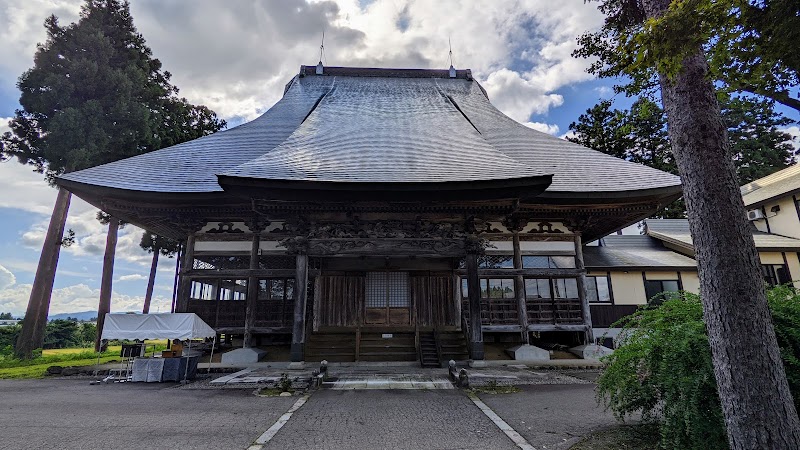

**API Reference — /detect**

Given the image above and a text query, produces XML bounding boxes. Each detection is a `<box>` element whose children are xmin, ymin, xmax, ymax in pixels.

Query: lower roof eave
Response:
<box><xmin>216</xmin><ymin>174</ymin><xmax>553</xmax><ymax>202</ymax></box>
<box><xmin>534</xmin><ymin>184</ymin><xmax>683</xmax><ymax>204</ymax></box>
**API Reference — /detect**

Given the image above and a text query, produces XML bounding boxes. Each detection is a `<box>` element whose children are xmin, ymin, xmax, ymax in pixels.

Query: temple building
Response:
<box><xmin>56</xmin><ymin>65</ymin><xmax>687</xmax><ymax>364</ymax></box>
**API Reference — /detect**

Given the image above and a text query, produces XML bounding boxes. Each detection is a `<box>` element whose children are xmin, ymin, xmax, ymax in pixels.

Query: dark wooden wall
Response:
<box><xmin>590</xmin><ymin>304</ymin><xmax>639</xmax><ymax>327</ymax></box>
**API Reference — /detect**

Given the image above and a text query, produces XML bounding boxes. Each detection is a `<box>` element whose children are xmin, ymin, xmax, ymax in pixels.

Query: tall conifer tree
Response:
<box><xmin>1</xmin><ymin>0</ymin><xmax>225</xmax><ymax>358</ymax></box>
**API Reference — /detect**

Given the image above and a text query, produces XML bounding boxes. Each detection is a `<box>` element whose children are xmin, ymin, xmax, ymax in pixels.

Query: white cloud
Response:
<box><xmin>482</xmin><ymin>69</ymin><xmax>564</xmax><ymax>123</ymax></box>
<box><xmin>117</xmin><ymin>274</ymin><xmax>148</xmax><ymax>282</ymax></box>
<box><xmin>524</xmin><ymin>122</ymin><xmax>560</xmax><ymax>135</ymax></box>
<box><xmin>0</xmin><ymin>282</ymin><xmax>172</xmax><ymax>316</ymax></box>
<box><xmin>593</xmin><ymin>85</ymin><xmax>613</xmax><ymax>98</ymax></box>
<box><xmin>781</xmin><ymin>125</ymin><xmax>800</xmax><ymax>152</ymax></box>
<box><xmin>0</xmin><ymin>116</ymin><xmax>10</xmax><ymax>134</ymax></box>
<box><xmin>20</xmin><ymin>206</ymin><xmax>155</xmax><ymax>267</ymax></box>
<box><xmin>0</xmin><ymin>264</ymin><xmax>15</xmax><ymax>289</ymax></box>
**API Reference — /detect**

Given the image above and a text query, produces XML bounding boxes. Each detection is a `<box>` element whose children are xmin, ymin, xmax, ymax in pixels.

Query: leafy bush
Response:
<box><xmin>0</xmin><ymin>324</ymin><xmax>21</xmax><ymax>356</ymax></box>
<box><xmin>597</xmin><ymin>287</ymin><xmax>800</xmax><ymax>449</ymax></box>
<box><xmin>43</xmin><ymin>319</ymin><xmax>81</xmax><ymax>349</ymax></box>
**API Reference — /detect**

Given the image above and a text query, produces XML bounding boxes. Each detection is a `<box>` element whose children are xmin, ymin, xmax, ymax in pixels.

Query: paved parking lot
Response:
<box><xmin>0</xmin><ymin>378</ymin><xmax>619</xmax><ymax>450</ymax></box>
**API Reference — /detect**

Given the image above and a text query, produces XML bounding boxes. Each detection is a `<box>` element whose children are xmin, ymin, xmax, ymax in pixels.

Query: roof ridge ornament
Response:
<box><xmin>316</xmin><ymin>31</ymin><xmax>325</xmax><ymax>75</ymax></box>
<box><xmin>448</xmin><ymin>37</ymin><xmax>456</xmax><ymax>78</ymax></box>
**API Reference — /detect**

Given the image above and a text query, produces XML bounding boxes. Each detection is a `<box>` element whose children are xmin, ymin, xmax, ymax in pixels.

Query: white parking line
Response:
<box><xmin>247</xmin><ymin>394</ymin><xmax>310</xmax><ymax>450</ymax></box>
<box><xmin>468</xmin><ymin>393</ymin><xmax>535</xmax><ymax>450</ymax></box>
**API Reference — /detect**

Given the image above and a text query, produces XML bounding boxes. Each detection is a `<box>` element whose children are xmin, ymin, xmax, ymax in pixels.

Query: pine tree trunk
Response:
<box><xmin>94</xmin><ymin>218</ymin><xmax>119</xmax><ymax>352</ymax></box>
<box><xmin>641</xmin><ymin>0</ymin><xmax>800</xmax><ymax>447</ymax></box>
<box><xmin>14</xmin><ymin>188</ymin><xmax>72</xmax><ymax>359</ymax></box>
<box><xmin>142</xmin><ymin>248</ymin><xmax>159</xmax><ymax>314</ymax></box>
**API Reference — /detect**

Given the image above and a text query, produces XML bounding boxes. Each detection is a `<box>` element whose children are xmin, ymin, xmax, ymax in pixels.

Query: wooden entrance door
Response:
<box><xmin>314</xmin><ymin>275</ymin><xmax>364</xmax><ymax>329</ymax></box>
<box><xmin>412</xmin><ymin>273</ymin><xmax>458</xmax><ymax>328</ymax></box>
<box><xmin>364</xmin><ymin>272</ymin><xmax>411</xmax><ymax>325</ymax></box>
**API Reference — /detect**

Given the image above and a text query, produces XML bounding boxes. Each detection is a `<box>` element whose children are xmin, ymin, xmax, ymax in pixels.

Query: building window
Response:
<box><xmin>192</xmin><ymin>255</ymin><xmax>250</xmax><ymax>270</ymax></box>
<box><xmin>460</xmin><ymin>278</ymin><xmax>516</xmax><ymax>299</ymax></box>
<box><xmin>189</xmin><ymin>279</ymin><xmax>217</xmax><ymax>300</ymax></box>
<box><xmin>587</xmin><ymin>276</ymin><xmax>612</xmax><ymax>303</ymax></box>
<box><xmin>644</xmin><ymin>280</ymin><xmax>680</xmax><ymax>301</ymax></box>
<box><xmin>524</xmin><ymin>278</ymin><xmax>551</xmax><ymax>299</ymax></box>
<box><xmin>190</xmin><ymin>279</ymin><xmax>247</xmax><ymax>301</ymax></box>
<box><xmin>479</xmin><ymin>256</ymin><xmax>514</xmax><ymax>268</ymax></box>
<box><xmin>552</xmin><ymin>278</ymin><xmax>579</xmax><ymax>299</ymax></box>
<box><xmin>522</xmin><ymin>256</ymin><xmax>576</xmax><ymax>269</ymax></box>
<box><xmin>366</xmin><ymin>272</ymin><xmax>409</xmax><ymax>307</ymax></box>
<box><xmin>258</xmin><ymin>278</ymin><xmax>295</xmax><ymax>301</ymax></box>
<box><xmin>762</xmin><ymin>264</ymin><xmax>790</xmax><ymax>287</ymax></box>
<box><xmin>218</xmin><ymin>279</ymin><xmax>248</xmax><ymax>301</ymax></box>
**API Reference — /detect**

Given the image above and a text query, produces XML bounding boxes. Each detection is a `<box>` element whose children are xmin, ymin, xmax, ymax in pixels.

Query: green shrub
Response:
<box><xmin>597</xmin><ymin>287</ymin><xmax>800</xmax><ymax>449</ymax></box>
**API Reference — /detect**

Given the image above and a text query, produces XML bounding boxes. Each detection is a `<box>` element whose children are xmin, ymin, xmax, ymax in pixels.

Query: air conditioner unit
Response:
<box><xmin>747</xmin><ymin>209</ymin><xmax>765</xmax><ymax>221</ymax></box>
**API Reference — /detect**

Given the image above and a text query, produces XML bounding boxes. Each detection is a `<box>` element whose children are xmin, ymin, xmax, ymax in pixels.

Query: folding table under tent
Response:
<box><xmin>100</xmin><ymin>313</ymin><xmax>216</xmax><ymax>382</ymax></box>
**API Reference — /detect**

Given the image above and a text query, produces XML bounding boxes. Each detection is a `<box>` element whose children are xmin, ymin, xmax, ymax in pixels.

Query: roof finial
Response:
<box><xmin>316</xmin><ymin>31</ymin><xmax>325</xmax><ymax>75</ymax></box>
<box><xmin>448</xmin><ymin>37</ymin><xmax>456</xmax><ymax>78</ymax></box>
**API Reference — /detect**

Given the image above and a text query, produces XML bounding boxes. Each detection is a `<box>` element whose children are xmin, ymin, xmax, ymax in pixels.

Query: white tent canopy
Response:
<box><xmin>100</xmin><ymin>313</ymin><xmax>216</xmax><ymax>340</ymax></box>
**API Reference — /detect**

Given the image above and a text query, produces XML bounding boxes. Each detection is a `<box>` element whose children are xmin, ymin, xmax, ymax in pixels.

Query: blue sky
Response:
<box><xmin>0</xmin><ymin>0</ymin><xmax>796</xmax><ymax>317</ymax></box>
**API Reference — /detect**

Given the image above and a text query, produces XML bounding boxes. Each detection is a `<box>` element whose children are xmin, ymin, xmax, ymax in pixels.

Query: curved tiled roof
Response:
<box><xmin>58</xmin><ymin>66</ymin><xmax>681</xmax><ymax>195</ymax></box>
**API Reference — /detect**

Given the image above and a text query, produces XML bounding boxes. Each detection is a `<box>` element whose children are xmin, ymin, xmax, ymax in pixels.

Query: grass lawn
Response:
<box><xmin>0</xmin><ymin>340</ymin><xmax>172</xmax><ymax>379</ymax></box>
<box><xmin>0</xmin><ymin>355</ymin><xmax>120</xmax><ymax>379</ymax></box>
<box><xmin>42</xmin><ymin>345</ymin><xmax>122</xmax><ymax>356</ymax></box>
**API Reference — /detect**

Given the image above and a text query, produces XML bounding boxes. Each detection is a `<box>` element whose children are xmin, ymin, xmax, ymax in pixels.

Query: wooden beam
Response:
<box><xmin>214</xmin><ymin>327</ymin><xmax>292</xmax><ymax>334</ymax></box>
<box><xmin>176</xmin><ymin>232</ymin><xmax>196</xmax><ymax>312</ymax></box>
<box><xmin>465</xmin><ymin>252</ymin><xmax>484</xmax><ymax>360</ymax></box>
<box><xmin>291</xmin><ymin>253</ymin><xmax>309</xmax><ymax>362</ymax></box>
<box><xmin>527</xmin><ymin>324</ymin><xmax>589</xmax><ymax>332</ymax></box>
<box><xmin>183</xmin><ymin>269</ymin><xmax>320</xmax><ymax>278</ymax></box>
<box><xmin>574</xmin><ymin>233</ymin><xmax>594</xmax><ymax>344</ymax></box>
<box><xmin>454</xmin><ymin>268</ymin><xmax>583</xmax><ymax>277</ymax></box>
<box><xmin>243</xmin><ymin>233</ymin><xmax>260</xmax><ymax>348</ymax></box>
<box><xmin>512</xmin><ymin>232</ymin><xmax>529</xmax><ymax>344</ymax></box>
<box><xmin>482</xmin><ymin>325</ymin><xmax>524</xmax><ymax>332</ymax></box>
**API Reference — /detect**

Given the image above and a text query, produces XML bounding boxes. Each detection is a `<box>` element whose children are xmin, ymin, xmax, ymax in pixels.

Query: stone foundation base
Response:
<box><xmin>569</xmin><ymin>344</ymin><xmax>613</xmax><ymax>360</ymax></box>
<box><xmin>220</xmin><ymin>348</ymin><xmax>267</xmax><ymax>365</ymax></box>
<box><xmin>505</xmin><ymin>344</ymin><xmax>550</xmax><ymax>361</ymax></box>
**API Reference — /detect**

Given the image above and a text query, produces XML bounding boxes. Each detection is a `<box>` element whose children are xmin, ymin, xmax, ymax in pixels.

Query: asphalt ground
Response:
<box><xmin>0</xmin><ymin>378</ymin><xmax>620</xmax><ymax>450</ymax></box>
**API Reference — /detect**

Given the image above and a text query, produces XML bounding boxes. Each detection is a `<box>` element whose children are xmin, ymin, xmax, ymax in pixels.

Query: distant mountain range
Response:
<box><xmin>49</xmin><ymin>311</ymin><xmax>98</xmax><ymax>321</ymax></box>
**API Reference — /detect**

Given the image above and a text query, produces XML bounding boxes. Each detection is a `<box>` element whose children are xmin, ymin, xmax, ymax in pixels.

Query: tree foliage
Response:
<box><xmin>574</xmin><ymin>0</ymin><xmax>800</xmax><ymax>112</ymax></box>
<box><xmin>139</xmin><ymin>232</ymin><xmax>180</xmax><ymax>258</ymax></box>
<box><xmin>597</xmin><ymin>287</ymin><xmax>800</xmax><ymax>449</ymax></box>
<box><xmin>0</xmin><ymin>0</ymin><xmax>225</xmax><ymax>181</ymax></box>
<box><xmin>568</xmin><ymin>95</ymin><xmax>796</xmax><ymax>217</ymax></box>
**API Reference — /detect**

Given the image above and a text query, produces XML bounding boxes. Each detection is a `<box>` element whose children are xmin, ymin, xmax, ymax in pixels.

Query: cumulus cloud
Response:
<box><xmin>0</xmin><ymin>264</ymin><xmax>15</xmax><ymax>289</ymax></box>
<box><xmin>20</xmin><ymin>206</ymin><xmax>157</xmax><ymax>268</ymax></box>
<box><xmin>524</xmin><ymin>122</ymin><xmax>560</xmax><ymax>135</ymax></box>
<box><xmin>126</xmin><ymin>0</ymin><xmax>601</xmax><ymax>122</ymax></box>
<box><xmin>0</xmin><ymin>282</ymin><xmax>172</xmax><ymax>316</ymax></box>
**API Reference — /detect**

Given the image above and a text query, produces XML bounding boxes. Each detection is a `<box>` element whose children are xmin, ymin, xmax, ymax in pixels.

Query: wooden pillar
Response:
<box><xmin>465</xmin><ymin>251</ymin><xmax>484</xmax><ymax>360</ymax></box>
<box><xmin>243</xmin><ymin>231</ymin><xmax>261</xmax><ymax>348</ymax></box>
<box><xmin>142</xmin><ymin>248</ymin><xmax>159</xmax><ymax>314</ymax></box>
<box><xmin>512</xmin><ymin>232</ymin><xmax>529</xmax><ymax>343</ymax></box>
<box><xmin>291</xmin><ymin>253</ymin><xmax>309</xmax><ymax>362</ymax></box>
<box><xmin>15</xmin><ymin>188</ymin><xmax>72</xmax><ymax>359</ymax></box>
<box><xmin>95</xmin><ymin>218</ymin><xmax>120</xmax><ymax>352</ymax></box>
<box><xmin>176</xmin><ymin>232</ymin><xmax>196</xmax><ymax>313</ymax></box>
<box><xmin>574</xmin><ymin>232</ymin><xmax>594</xmax><ymax>344</ymax></box>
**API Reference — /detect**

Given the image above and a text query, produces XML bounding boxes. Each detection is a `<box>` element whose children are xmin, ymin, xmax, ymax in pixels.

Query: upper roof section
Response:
<box><xmin>584</xmin><ymin>234</ymin><xmax>697</xmax><ymax>269</ymax></box>
<box><xmin>58</xmin><ymin>65</ymin><xmax>681</xmax><ymax>199</ymax></box>
<box><xmin>741</xmin><ymin>164</ymin><xmax>800</xmax><ymax>207</ymax></box>
<box><xmin>645</xmin><ymin>219</ymin><xmax>800</xmax><ymax>252</ymax></box>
